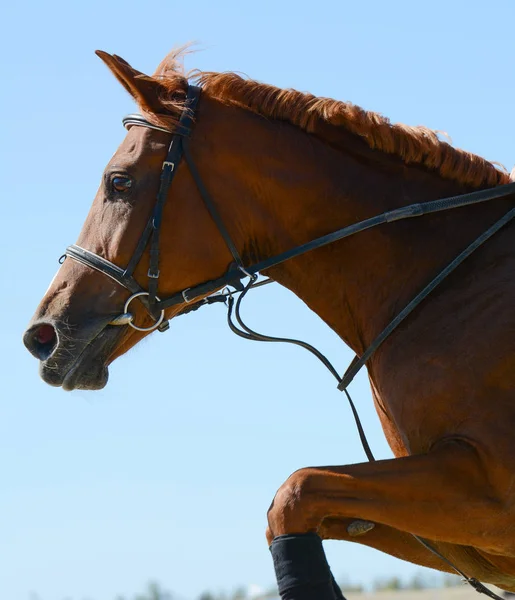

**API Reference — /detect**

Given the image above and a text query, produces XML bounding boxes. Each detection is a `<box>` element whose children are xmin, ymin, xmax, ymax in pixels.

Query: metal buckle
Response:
<box><xmin>162</xmin><ymin>161</ymin><xmax>175</xmax><ymax>171</ymax></box>
<box><xmin>148</xmin><ymin>269</ymin><xmax>160</xmax><ymax>279</ymax></box>
<box><xmin>182</xmin><ymin>288</ymin><xmax>194</xmax><ymax>303</ymax></box>
<box><xmin>157</xmin><ymin>320</ymin><xmax>170</xmax><ymax>332</ymax></box>
<box><xmin>238</xmin><ymin>265</ymin><xmax>256</xmax><ymax>281</ymax></box>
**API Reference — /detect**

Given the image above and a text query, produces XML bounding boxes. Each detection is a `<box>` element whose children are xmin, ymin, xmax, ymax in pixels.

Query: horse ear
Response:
<box><xmin>95</xmin><ymin>50</ymin><xmax>165</xmax><ymax>114</ymax></box>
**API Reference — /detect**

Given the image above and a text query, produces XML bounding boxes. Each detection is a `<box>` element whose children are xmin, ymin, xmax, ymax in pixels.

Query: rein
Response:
<box><xmin>62</xmin><ymin>85</ymin><xmax>515</xmax><ymax>599</ymax></box>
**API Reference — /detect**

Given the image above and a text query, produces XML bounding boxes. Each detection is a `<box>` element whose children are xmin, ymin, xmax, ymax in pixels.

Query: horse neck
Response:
<box><xmin>210</xmin><ymin>104</ymin><xmax>503</xmax><ymax>356</ymax></box>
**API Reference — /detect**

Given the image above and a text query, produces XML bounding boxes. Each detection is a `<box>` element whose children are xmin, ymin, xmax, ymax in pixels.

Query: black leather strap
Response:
<box><xmin>338</xmin><ymin>205</ymin><xmax>515</xmax><ymax>391</ymax></box>
<box><xmin>183</xmin><ymin>136</ymin><xmax>245</xmax><ymax>270</ymax></box>
<box><xmin>247</xmin><ymin>181</ymin><xmax>515</xmax><ymax>275</ymax></box>
<box><xmin>146</xmin><ymin>86</ymin><xmax>201</xmax><ymax>313</ymax></box>
<box><xmin>123</xmin><ymin>217</ymin><xmax>154</xmax><ymax>277</ymax></box>
<box><xmin>65</xmin><ymin>245</ymin><xmax>145</xmax><ymax>298</ymax></box>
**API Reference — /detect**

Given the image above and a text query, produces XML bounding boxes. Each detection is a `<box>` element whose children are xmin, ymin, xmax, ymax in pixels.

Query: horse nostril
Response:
<box><xmin>23</xmin><ymin>323</ymin><xmax>58</xmax><ymax>360</ymax></box>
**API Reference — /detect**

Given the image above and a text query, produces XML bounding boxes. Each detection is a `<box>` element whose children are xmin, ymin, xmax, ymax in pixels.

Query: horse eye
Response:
<box><xmin>112</xmin><ymin>176</ymin><xmax>132</xmax><ymax>193</ymax></box>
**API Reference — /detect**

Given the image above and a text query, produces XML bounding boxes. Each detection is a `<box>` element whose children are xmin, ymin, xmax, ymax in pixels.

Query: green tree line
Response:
<box><xmin>29</xmin><ymin>571</ymin><xmax>464</xmax><ymax>599</ymax></box>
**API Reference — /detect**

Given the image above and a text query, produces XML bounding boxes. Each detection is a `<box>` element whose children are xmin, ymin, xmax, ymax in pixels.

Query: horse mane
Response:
<box><xmin>146</xmin><ymin>49</ymin><xmax>509</xmax><ymax>189</ymax></box>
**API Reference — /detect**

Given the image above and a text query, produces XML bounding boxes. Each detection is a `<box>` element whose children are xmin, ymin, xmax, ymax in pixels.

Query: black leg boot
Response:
<box><xmin>270</xmin><ymin>533</ymin><xmax>347</xmax><ymax>600</ymax></box>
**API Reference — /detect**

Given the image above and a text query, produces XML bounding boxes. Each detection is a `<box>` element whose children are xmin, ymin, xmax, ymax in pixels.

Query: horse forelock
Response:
<box><xmin>143</xmin><ymin>48</ymin><xmax>509</xmax><ymax>189</ymax></box>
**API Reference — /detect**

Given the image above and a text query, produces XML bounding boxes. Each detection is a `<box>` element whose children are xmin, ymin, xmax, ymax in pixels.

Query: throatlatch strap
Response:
<box><xmin>183</xmin><ymin>136</ymin><xmax>245</xmax><ymax>270</ymax></box>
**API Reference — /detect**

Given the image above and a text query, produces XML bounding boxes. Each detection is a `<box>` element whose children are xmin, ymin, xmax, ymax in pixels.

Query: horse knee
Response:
<box><xmin>267</xmin><ymin>469</ymin><xmax>316</xmax><ymax>541</ymax></box>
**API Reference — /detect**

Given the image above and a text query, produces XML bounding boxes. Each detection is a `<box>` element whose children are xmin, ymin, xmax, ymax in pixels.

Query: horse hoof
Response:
<box><xmin>347</xmin><ymin>520</ymin><xmax>375</xmax><ymax>537</ymax></box>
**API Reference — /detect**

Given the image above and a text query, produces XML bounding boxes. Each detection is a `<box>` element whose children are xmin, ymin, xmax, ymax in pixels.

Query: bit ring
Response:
<box><xmin>124</xmin><ymin>292</ymin><xmax>165</xmax><ymax>332</ymax></box>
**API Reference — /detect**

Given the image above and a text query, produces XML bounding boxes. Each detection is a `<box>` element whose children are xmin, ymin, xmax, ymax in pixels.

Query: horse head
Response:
<box><xmin>23</xmin><ymin>51</ymin><xmax>263</xmax><ymax>390</ymax></box>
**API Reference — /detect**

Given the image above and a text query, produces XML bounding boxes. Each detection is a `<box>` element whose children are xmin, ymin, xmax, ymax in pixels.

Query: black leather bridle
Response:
<box><xmin>64</xmin><ymin>84</ymin><xmax>515</xmax><ymax>338</ymax></box>
<box><xmin>62</xmin><ymin>80</ymin><xmax>515</xmax><ymax>395</ymax></box>
<box><xmin>65</xmin><ymin>85</ymin><xmax>249</xmax><ymax>332</ymax></box>
<box><xmin>62</xmin><ymin>84</ymin><xmax>515</xmax><ymax>599</ymax></box>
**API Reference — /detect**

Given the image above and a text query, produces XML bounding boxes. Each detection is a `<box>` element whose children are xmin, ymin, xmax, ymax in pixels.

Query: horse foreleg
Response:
<box><xmin>319</xmin><ymin>517</ymin><xmax>457</xmax><ymax>572</ymax></box>
<box><xmin>318</xmin><ymin>518</ymin><xmax>515</xmax><ymax>586</ymax></box>
<box><xmin>267</xmin><ymin>439</ymin><xmax>513</xmax><ymax>559</ymax></box>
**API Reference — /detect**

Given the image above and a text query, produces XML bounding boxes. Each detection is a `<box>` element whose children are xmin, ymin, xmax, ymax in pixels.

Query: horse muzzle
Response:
<box><xmin>23</xmin><ymin>317</ymin><xmax>125</xmax><ymax>391</ymax></box>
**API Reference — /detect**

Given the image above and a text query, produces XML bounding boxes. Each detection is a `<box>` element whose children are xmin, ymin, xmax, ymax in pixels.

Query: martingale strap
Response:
<box><xmin>337</xmin><ymin>204</ymin><xmax>515</xmax><ymax>391</ymax></box>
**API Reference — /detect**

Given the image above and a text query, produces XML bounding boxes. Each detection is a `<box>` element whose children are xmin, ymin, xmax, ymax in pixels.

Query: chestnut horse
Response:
<box><xmin>23</xmin><ymin>50</ymin><xmax>515</xmax><ymax>591</ymax></box>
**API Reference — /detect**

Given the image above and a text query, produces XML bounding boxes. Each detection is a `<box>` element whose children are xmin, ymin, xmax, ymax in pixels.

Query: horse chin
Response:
<box><xmin>38</xmin><ymin>325</ymin><xmax>124</xmax><ymax>391</ymax></box>
<box><xmin>62</xmin><ymin>361</ymin><xmax>109</xmax><ymax>391</ymax></box>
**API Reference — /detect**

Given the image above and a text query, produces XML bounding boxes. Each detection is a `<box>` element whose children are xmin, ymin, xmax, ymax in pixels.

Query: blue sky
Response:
<box><xmin>3</xmin><ymin>1</ymin><xmax>515</xmax><ymax>599</ymax></box>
